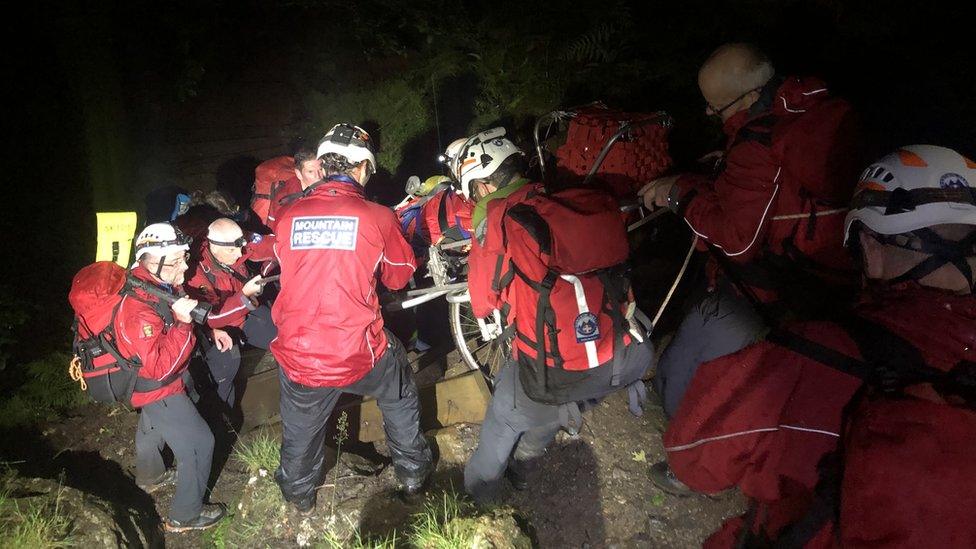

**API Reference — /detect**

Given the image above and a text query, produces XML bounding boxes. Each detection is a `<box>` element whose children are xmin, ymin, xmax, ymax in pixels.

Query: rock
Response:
<box><xmin>611</xmin><ymin>466</ymin><xmax>627</xmax><ymax>480</ymax></box>
<box><xmin>440</xmin><ymin>507</ymin><xmax>532</xmax><ymax>549</ymax></box>
<box><xmin>11</xmin><ymin>477</ymin><xmax>157</xmax><ymax>547</ymax></box>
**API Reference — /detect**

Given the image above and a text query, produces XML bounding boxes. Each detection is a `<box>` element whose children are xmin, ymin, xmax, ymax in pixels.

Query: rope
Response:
<box><xmin>431</xmin><ymin>74</ymin><xmax>441</xmax><ymax>152</ymax></box>
<box><xmin>651</xmin><ymin>235</ymin><xmax>699</xmax><ymax>331</ymax></box>
<box><xmin>69</xmin><ymin>356</ymin><xmax>87</xmax><ymax>391</ymax></box>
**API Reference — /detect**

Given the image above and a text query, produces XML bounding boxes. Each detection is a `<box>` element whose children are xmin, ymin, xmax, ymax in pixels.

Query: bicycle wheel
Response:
<box><xmin>449</xmin><ymin>301</ymin><xmax>508</xmax><ymax>384</ymax></box>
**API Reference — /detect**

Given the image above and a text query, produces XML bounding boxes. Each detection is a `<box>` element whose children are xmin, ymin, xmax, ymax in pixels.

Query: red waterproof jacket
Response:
<box><xmin>422</xmin><ymin>189</ymin><xmax>473</xmax><ymax>244</ymax></box>
<box><xmin>664</xmin><ymin>284</ymin><xmax>976</xmax><ymax>547</ymax></box>
<box><xmin>185</xmin><ymin>234</ymin><xmax>276</xmax><ymax>329</ymax></box>
<box><xmin>270</xmin><ymin>176</ymin><xmax>417</xmax><ymax>387</ymax></box>
<box><xmin>112</xmin><ymin>266</ymin><xmax>196</xmax><ymax>408</ymax></box>
<box><xmin>394</xmin><ymin>187</ymin><xmax>473</xmax><ymax>257</ymax></box>
<box><xmin>674</xmin><ymin>76</ymin><xmax>862</xmax><ymax>304</ymax></box>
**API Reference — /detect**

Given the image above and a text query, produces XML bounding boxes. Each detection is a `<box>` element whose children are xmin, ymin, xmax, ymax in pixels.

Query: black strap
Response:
<box><xmin>883</xmin><ymin>228</ymin><xmax>976</xmax><ymax>292</ymax></box>
<box><xmin>437</xmin><ymin>191</ymin><xmax>452</xmax><ymax>236</ymax></box>
<box><xmin>767</xmin><ymin>315</ymin><xmax>976</xmax><ymax>405</ymax></box>
<box><xmin>596</xmin><ymin>268</ymin><xmax>631</xmax><ymax>386</ymax></box>
<box><xmin>506</xmin><ymin>204</ymin><xmax>551</xmax><ymax>255</ymax></box>
<box><xmin>491</xmin><ymin>255</ymin><xmax>514</xmax><ymax>292</ymax></box>
<box><xmin>851</xmin><ymin>186</ymin><xmax>976</xmax><ymax>212</ymax></box>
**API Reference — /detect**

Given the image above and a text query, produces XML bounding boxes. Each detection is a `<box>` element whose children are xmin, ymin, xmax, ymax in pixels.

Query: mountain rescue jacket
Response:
<box><xmin>672</xmin><ymin>76</ymin><xmax>862</xmax><ymax>306</ymax></box>
<box><xmin>185</xmin><ymin>234</ymin><xmax>276</xmax><ymax>329</ymax></box>
<box><xmin>112</xmin><ymin>266</ymin><xmax>196</xmax><ymax>408</ymax></box>
<box><xmin>663</xmin><ymin>284</ymin><xmax>976</xmax><ymax>547</ymax></box>
<box><xmin>270</xmin><ymin>176</ymin><xmax>417</xmax><ymax>387</ymax></box>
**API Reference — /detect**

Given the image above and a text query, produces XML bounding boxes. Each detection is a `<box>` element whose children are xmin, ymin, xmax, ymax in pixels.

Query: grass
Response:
<box><xmin>407</xmin><ymin>489</ymin><xmax>479</xmax><ymax>549</ymax></box>
<box><xmin>0</xmin><ymin>353</ymin><xmax>91</xmax><ymax>430</ymax></box>
<box><xmin>233</xmin><ymin>431</ymin><xmax>281</xmax><ymax>474</ymax></box>
<box><xmin>0</xmin><ymin>474</ymin><xmax>74</xmax><ymax>548</ymax></box>
<box><xmin>319</xmin><ymin>529</ymin><xmax>398</xmax><ymax>548</ymax></box>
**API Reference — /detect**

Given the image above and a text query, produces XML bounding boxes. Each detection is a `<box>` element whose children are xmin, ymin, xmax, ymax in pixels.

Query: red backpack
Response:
<box><xmin>68</xmin><ymin>262</ymin><xmax>179</xmax><ymax>404</ymax></box>
<box><xmin>498</xmin><ymin>185</ymin><xmax>634</xmax><ymax>404</ymax></box>
<box><xmin>251</xmin><ymin>156</ymin><xmax>303</xmax><ymax>227</ymax></box>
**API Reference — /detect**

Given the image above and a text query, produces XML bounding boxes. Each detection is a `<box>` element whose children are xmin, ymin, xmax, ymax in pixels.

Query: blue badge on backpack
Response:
<box><xmin>574</xmin><ymin>312</ymin><xmax>600</xmax><ymax>343</ymax></box>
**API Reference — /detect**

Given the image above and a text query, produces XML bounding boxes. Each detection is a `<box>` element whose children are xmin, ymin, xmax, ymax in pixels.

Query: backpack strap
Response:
<box><xmin>511</xmin><ymin>262</ymin><xmax>563</xmax><ymax>375</ymax></box>
<box><xmin>596</xmin><ymin>267</ymin><xmax>631</xmax><ymax>387</ymax></box>
<box><xmin>437</xmin><ymin>191</ymin><xmax>452</xmax><ymax>236</ymax></box>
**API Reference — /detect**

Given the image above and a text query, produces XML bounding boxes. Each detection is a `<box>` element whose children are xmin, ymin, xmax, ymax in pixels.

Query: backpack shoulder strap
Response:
<box><xmin>437</xmin><ymin>191</ymin><xmax>451</xmax><ymax>235</ymax></box>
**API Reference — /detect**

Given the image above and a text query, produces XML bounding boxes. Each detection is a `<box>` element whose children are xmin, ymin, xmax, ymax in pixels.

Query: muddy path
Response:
<box><xmin>5</xmin><ymin>336</ymin><xmax>743</xmax><ymax>547</ymax></box>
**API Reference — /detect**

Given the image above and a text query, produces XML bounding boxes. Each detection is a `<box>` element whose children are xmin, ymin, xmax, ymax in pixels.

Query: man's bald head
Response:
<box><xmin>207</xmin><ymin>218</ymin><xmax>245</xmax><ymax>265</ymax></box>
<box><xmin>698</xmin><ymin>43</ymin><xmax>775</xmax><ymax>121</ymax></box>
<box><xmin>207</xmin><ymin>218</ymin><xmax>243</xmax><ymax>242</ymax></box>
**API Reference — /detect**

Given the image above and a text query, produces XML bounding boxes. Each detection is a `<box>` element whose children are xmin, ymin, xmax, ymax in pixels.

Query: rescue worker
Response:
<box><xmin>270</xmin><ymin>123</ymin><xmax>433</xmax><ymax>514</ymax></box>
<box><xmin>118</xmin><ymin>223</ymin><xmax>225</xmax><ymax>532</ymax></box>
<box><xmin>265</xmin><ymin>147</ymin><xmax>321</xmax><ymax>230</ymax></box>
<box><xmin>638</xmin><ymin>44</ymin><xmax>862</xmax><ymax>481</ymax></box>
<box><xmin>458</xmin><ymin>128</ymin><xmax>654</xmax><ymax>503</ymax></box>
<box><xmin>185</xmin><ymin>218</ymin><xmax>276</xmax><ymax>420</ymax></box>
<box><xmin>662</xmin><ymin>145</ymin><xmax>976</xmax><ymax>546</ymax></box>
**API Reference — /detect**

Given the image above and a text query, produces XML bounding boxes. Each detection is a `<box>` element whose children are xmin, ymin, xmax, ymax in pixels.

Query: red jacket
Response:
<box><xmin>664</xmin><ymin>284</ymin><xmax>976</xmax><ymax>547</ymax></box>
<box><xmin>184</xmin><ymin>234</ymin><xmax>276</xmax><ymax>329</ymax></box>
<box><xmin>674</xmin><ymin>76</ymin><xmax>862</xmax><ymax>304</ymax></box>
<box><xmin>394</xmin><ymin>187</ymin><xmax>474</xmax><ymax>259</ymax></box>
<box><xmin>421</xmin><ymin>189</ymin><xmax>473</xmax><ymax>244</ymax></box>
<box><xmin>270</xmin><ymin>176</ymin><xmax>417</xmax><ymax>387</ymax></box>
<box><xmin>266</xmin><ymin>177</ymin><xmax>304</xmax><ymax>231</ymax></box>
<box><xmin>112</xmin><ymin>266</ymin><xmax>196</xmax><ymax>408</ymax></box>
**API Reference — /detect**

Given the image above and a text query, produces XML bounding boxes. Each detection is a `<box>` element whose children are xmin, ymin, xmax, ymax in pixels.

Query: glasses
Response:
<box><xmin>706</xmin><ymin>86</ymin><xmax>762</xmax><ymax>118</ymax></box>
<box><xmin>156</xmin><ymin>253</ymin><xmax>189</xmax><ymax>270</ymax></box>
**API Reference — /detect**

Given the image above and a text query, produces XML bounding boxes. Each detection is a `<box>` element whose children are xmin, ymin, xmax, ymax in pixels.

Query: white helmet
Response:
<box><xmin>449</xmin><ymin>128</ymin><xmax>523</xmax><ymax>198</ymax></box>
<box><xmin>439</xmin><ymin>138</ymin><xmax>468</xmax><ymax>167</ymax></box>
<box><xmin>845</xmin><ymin>145</ymin><xmax>976</xmax><ymax>289</ymax></box>
<box><xmin>316</xmin><ymin>123</ymin><xmax>376</xmax><ymax>173</ymax></box>
<box><xmin>844</xmin><ymin>145</ymin><xmax>976</xmax><ymax>245</ymax></box>
<box><xmin>135</xmin><ymin>223</ymin><xmax>190</xmax><ymax>260</ymax></box>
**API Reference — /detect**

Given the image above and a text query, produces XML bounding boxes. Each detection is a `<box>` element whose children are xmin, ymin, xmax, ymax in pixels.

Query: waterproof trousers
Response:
<box><xmin>654</xmin><ymin>283</ymin><xmax>766</xmax><ymax>417</ymax></box>
<box><xmin>465</xmin><ymin>340</ymin><xmax>653</xmax><ymax>504</ymax></box>
<box><xmin>204</xmin><ymin>304</ymin><xmax>278</xmax><ymax>408</ymax></box>
<box><xmin>136</xmin><ymin>392</ymin><xmax>215</xmax><ymax>522</ymax></box>
<box><xmin>275</xmin><ymin>332</ymin><xmax>432</xmax><ymax>506</ymax></box>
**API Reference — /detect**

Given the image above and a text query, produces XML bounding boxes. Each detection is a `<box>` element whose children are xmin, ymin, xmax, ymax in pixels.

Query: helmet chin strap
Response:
<box><xmin>881</xmin><ymin>228</ymin><xmax>976</xmax><ymax>292</ymax></box>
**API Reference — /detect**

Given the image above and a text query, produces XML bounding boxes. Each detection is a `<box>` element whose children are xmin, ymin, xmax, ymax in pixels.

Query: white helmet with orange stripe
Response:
<box><xmin>448</xmin><ymin>127</ymin><xmax>524</xmax><ymax>199</ymax></box>
<box><xmin>845</xmin><ymin>145</ymin><xmax>976</xmax><ymax>289</ymax></box>
<box><xmin>844</xmin><ymin>145</ymin><xmax>976</xmax><ymax>244</ymax></box>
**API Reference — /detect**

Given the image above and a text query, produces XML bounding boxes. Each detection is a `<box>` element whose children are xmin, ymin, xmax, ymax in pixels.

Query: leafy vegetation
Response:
<box><xmin>0</xmin><ymin>353</ymin><xmax>90</xmax><ymax>430</ymax></box>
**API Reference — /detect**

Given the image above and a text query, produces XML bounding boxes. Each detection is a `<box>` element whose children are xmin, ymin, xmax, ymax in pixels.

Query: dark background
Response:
<box><xmin>3</xmin><ymin>0</ymin><xmax>974</xmax><ymax>377</ymax></box>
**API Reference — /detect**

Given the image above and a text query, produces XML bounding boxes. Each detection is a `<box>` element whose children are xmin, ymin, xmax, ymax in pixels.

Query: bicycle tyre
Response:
<box><xmin>449</xmin><ymin>301</ymin><xmax>508</xmax><ymax>384</ymax></box>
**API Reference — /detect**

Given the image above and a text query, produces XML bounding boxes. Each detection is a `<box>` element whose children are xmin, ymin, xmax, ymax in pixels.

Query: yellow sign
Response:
<box><xmin>95</xmin><ymin>212</ymin><xmax>138</xmax><ymax>267</ymax></box>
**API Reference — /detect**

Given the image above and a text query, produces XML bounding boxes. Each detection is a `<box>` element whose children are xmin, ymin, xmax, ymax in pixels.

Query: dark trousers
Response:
<box><xmin>275</xmin><ymin>332</ymin><xmax>432</xmax><ymax>505</ymax></box>
<box><xmin>136</xmin><ymin>392</ymin><xmax>215</xmax><ymax>522</ymax></box>
<box><xmin>204</xmin><ymin>304</ymin><xmax>278</xmax><ymax>409</ymax></box>
<box><xmin>464</xmin><ymin>340</ymin><xmax>653</xmax><ymax>503</ymax></box>
<box><xmin>653</xmin><ymin>283</ymin><xmax>766</xmax><ymax>418</ymax></box>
